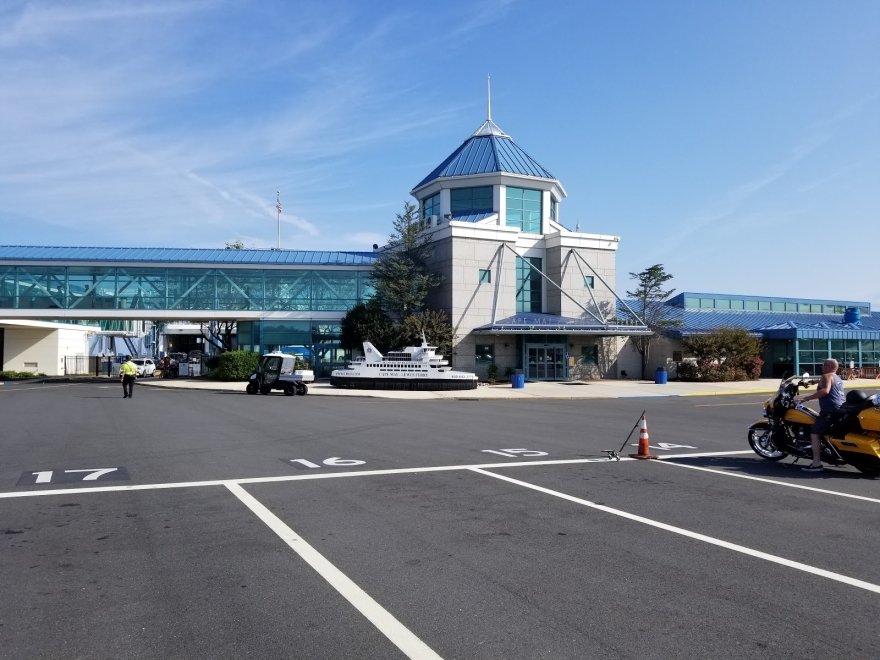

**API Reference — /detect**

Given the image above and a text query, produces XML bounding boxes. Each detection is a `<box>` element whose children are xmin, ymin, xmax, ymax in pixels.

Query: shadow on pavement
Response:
<box><xmin>664</xmin><ymin>454</ymin><xmax>874</xmax><ymax>480</ymax></box>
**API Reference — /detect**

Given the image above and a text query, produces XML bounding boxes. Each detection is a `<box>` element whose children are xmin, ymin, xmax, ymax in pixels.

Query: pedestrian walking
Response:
<box><xmin>120</xmin><ymin>356</ymin><xmax>138</xmax><ymax>399</ymax></box>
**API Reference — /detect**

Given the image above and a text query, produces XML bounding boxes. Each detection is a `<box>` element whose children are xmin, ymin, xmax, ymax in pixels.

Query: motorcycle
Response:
<box><xmin>747</xmin><ymin>374</ymin><xmax>880</xmax><ymax>477</ymax></box>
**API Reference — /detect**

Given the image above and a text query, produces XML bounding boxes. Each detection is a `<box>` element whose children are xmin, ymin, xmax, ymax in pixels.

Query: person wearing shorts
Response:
<box><xmin>797</xmin><ymin>358</ymin><xmax>845</xmax><ymax>472</ymax></box>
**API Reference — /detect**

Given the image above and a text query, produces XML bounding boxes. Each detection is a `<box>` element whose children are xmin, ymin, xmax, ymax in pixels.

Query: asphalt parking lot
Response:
<box><xmin>2</xmin><ymin>381</ymin><xmax>878</xmax><ymax>659</ymax></box>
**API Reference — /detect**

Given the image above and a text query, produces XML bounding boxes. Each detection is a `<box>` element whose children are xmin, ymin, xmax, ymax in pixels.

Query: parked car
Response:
<box><xmin>131</xmin><ymin>358</ymin><xmax>156</xmax><ymax>377</ymax></box>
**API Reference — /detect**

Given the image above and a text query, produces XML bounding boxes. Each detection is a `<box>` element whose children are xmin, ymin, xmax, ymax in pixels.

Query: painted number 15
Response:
<box><xmin>481</xmin><ymin>448</ymin><xmax>548</xmax><ymax>458</ymax></box>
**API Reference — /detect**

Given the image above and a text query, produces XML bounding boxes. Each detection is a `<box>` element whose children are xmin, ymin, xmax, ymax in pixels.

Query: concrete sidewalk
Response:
<box><xmin>137</xmin><ymin>376</ymin><xmax>880</xmax><ymax>400</ymax></box>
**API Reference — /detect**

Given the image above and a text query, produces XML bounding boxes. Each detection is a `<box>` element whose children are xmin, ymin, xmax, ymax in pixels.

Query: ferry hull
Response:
<box><xmin>330</xmin><ymin>376</ymin><xmax>478</xmax><ymax>391</ymax></box>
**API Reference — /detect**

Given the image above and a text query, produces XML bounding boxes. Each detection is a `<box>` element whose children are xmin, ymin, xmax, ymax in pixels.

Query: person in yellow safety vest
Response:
<box><xmin>120</xmin><ymin>357</ymin><xmax>138</xmax><ymax>399</ymax></box>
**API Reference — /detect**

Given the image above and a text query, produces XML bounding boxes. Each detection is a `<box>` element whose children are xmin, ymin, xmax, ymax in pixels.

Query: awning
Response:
<box><xmin>473</xmin><ymin>313</ymin><xmax>652</xmax><ymax>336</ymax></box>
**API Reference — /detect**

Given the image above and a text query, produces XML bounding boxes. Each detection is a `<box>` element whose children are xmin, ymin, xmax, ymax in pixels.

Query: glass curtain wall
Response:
<box><xmin>237</xmin><ymin>320</ymin><xmax>346</xmax><ymax>377</ymax></box>
<box><xmin>0</xmin><ymin>266</ymin><xmax>371</xmax><ymax>311</ymax></box>
<box><xmin>798</xmin><ymin>338</ymin><xmax>877</xmax><ymax>374</ymax></box>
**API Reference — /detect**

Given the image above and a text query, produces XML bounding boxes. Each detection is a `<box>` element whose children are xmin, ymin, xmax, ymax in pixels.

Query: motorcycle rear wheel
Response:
<box><xmin>748</xmin><ymin>422</ymin><xmax>787</xmax><ymax>460</ymax></box>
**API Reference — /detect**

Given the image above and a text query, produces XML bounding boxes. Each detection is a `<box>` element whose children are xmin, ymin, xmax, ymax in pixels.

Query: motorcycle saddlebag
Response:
<box><xmin>857</xmin><ymin>406</ymin><xmax>880</xmax><ymax>433</ymax></box>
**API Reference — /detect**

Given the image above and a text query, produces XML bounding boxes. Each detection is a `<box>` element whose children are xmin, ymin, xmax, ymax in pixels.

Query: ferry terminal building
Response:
<box><xmin>2</xmin><ymin>115</ymin><xmax>878</xmax><ymax>379</ymax></box>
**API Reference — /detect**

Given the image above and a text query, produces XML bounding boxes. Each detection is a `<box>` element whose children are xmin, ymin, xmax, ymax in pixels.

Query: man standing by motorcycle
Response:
<box><xmin>797</xmin><ymin>358</ymin><xmax>845</xmax><ymax>471</ymax></box>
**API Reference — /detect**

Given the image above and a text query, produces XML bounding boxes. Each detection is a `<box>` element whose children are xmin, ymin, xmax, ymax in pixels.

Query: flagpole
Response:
<box><xmin>275</xmin><ymin>191</ymin><xmax>282</xmax><ymax>249</ymax></box>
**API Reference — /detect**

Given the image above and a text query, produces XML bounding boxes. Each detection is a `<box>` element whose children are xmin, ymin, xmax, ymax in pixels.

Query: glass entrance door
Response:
<box><xmin>526</xmin><ymin>344</ymin><xmax>566</xmax><ymax>381</ymax></box>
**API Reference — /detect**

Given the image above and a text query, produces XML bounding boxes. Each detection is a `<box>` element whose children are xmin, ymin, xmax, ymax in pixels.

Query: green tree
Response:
<box><xmin>339</xmin><ymin>301</ymin><xmax>398</xmax><ymax>354</ymax></box>
<box><xmin>225</xmin><ymin>240</ymin><xmax>246</xmax><ymax>250</ymax></box>
<box><xmin>398</xmin><ymin>309</ymin><xmax>454</xmax><ymax>358</ymax></box>
<box><xmin>369</xmin><ymin>201</ymin><xmax>440</xmax><ymax>320</ymax></box>
<box><xmin>340</xmin><ymin>201</ymin><xmax>453</xmax><ymax>356</ymax></box>
<box><xmin>626</xmin><ymin>264</ymin><xmax>679</xmax><ymax>380</ymax></box>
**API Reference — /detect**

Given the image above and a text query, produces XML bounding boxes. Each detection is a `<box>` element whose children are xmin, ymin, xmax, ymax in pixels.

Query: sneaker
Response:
<box><xmin>801</xmin><ymin>464</ymin><xmax>824</xmax><ymax>472</ymax></box>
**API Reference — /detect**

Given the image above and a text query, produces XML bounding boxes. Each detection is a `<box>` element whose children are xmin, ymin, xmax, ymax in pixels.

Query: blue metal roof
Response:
<box><xmin>620</xmin><ymin>300</ymin><xmax>880</xmax><ymax>340</ymax></box>
<box><xmin>672</xmin><ymin>309</ymin><xmax>880</xmax><ymax>334</ymax></box>
<box><xmin>0</xmin><ymin>245</ymin><xmax>378</xmax><ymax>266</ymax></box>
<box><xmin>413</xmin><ymin>133</ymin><xmax>555</xmax><ymax>191</ymax></box>
<box><xmin>474</xmin><ymin>313</ymin><xmax>650</xmax><ymax>336</ymax></box>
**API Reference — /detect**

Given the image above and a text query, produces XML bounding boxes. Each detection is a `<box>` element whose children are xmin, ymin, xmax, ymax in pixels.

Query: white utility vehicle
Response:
<box><xmin>246</xmin><ymin>352</ymin><xmax>314</xmax><ymax>396</ymax></box>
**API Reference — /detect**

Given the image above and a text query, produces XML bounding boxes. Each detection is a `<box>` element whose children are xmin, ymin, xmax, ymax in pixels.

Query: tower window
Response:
<box><xmin>516</xmin><ymin>256</ymin><xmax>542</xmax><ymax>313</ymax></box>
<box><xmin>422</xmin><ymin>193</ymin><xmax>440</xmax><ymax>223</ymax></box>
<box><xmin>451</xmin><ymin>186</ymin><xmax>493</xmax><ymax>216</ymax></box>
<box><xmin>505</xmin><ymin>187</ymin><xmax>541</xmax><ymax>233</ymax></box>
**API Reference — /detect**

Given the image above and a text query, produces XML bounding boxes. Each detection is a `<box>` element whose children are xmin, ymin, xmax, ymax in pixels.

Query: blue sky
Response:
<box><xmin>1</xmin><ymin>0</ymin><xmax>877</xmax><ymax>303</ymax></box>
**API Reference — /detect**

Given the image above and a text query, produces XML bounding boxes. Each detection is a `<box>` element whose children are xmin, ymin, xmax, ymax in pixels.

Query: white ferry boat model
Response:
<box><xmin>330</xmin><ymin>338</ymin><xmax>478</xmax><ymax>391</ymax></box>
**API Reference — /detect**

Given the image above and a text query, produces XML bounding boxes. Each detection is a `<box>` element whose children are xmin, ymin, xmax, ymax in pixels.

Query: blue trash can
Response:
<box><xmin>511</xmin><ymin>372</ymin><xmax>525</xmax><ymax>388</ymax></box>
<box><xmin>655</xmin><ymin>367</ymin><xmax>668</xmax><ymax>384</ymax></box>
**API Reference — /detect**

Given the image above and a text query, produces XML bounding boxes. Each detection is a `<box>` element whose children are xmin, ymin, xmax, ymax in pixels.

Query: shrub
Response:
<box><xmin>675</xmin><ymin>361</ymin><xmax>701</xmax><ymax>381</ymax></box>
<box><xmin>216</xmin><ymin>350</ymin><xmax>260</xmax><ymax>381</ymax></box>
<box><xmin>680</xmin><ymin>328</ymin><xmax>764</xmax><ymax>382</ymax></box>
<box><xmin>748</xmin><ymin>356</ymin><xmax>765</xmax><ymax>380</ymax></box>
<box><xmin>486</xmin><ymin>363</ymin><xmax>499</xmax><ymax>383</ymax></box>
<box><xmin>0</xmin><ymin>370</ymin><xmax>46</xmax><ymax>380</ymax></box>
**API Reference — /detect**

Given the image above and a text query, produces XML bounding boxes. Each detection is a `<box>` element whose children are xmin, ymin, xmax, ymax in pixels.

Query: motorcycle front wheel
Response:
<box><xmin>748</xmin><ymin>422</ymin><xmax>787</xmax><ymax>460</ymax></box>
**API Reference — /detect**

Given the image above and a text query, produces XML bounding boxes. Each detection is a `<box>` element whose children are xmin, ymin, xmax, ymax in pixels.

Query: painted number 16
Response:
<box><xmin>289</xmin><ymin>457</ymin><xmax>366</xmax><ymax>468</ymax></box>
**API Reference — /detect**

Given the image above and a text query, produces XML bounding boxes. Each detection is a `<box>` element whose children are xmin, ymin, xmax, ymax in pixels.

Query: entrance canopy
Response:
<box><xmin>473</xmin><ymin>312</ymin><xmax>651</xmax><ymax>336</ymax></box>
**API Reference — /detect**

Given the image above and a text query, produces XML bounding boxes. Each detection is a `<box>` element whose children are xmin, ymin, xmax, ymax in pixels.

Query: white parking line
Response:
<box><xmin>654</xmin><ymin>459</ymin><xmax>880</xmax><ymax>504</ymax></box>
<box><xmin>225</xmin><ymin>482</ymin><xmax>442</xmax><ymax>660</ymax></box>
<box><xmin>470</xmin><ymin>467</ymin><xmax>880</xmax><ymax>594</ymax></box>
<box><xmin>0</xmin><ymin>457</ymin><xmax>620</xmax><ymax>499</ymax></box>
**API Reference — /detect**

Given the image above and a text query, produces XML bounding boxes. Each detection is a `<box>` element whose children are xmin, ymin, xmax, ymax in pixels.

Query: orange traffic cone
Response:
<box><xmin>629</xmin><ymin>414</ymin><xmax>657</xmax><ymax>459</ymax></box>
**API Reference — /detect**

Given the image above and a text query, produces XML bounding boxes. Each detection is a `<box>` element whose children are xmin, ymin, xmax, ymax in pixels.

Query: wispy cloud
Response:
<box><xmin>0</xmin><ymin>0</ymin><xmax>516</xmax><ymax>250</ymax></box>
<box><xmin>649</xmin><ymin>96</ymin><xmax>874</xmax><ymax>263</ymax></box>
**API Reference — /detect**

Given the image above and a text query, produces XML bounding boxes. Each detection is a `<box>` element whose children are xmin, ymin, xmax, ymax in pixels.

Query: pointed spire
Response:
<box><xmin>487</xmin><ymin>74</ymin><xmax>492</xmax><ymax>122</ymax></box>
<box><xmin>472</xmin><ymin>74</ymin><xmax>509</xmax><ymax>137</ymax></box>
